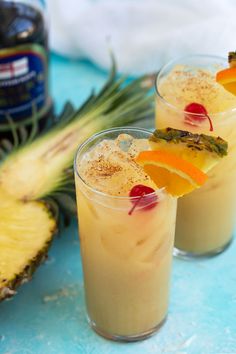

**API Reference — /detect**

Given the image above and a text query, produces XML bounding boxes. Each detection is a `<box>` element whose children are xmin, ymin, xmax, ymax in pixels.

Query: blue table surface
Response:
<box><xmin>1</xmin><ymin>54</ymin><xmax>236</xmax><ymax>354</ymax></box>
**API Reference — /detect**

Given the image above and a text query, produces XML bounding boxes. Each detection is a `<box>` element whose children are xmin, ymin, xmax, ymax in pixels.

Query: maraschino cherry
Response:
<box><xmin>128</xmin><ymin>184</ymin><xmax>158</xmax><ymax>215</ymax></box>
<box><xmin>184</xmin><ymin>102</ymin><xmax>213</xmax><ymax>131</ymax></box>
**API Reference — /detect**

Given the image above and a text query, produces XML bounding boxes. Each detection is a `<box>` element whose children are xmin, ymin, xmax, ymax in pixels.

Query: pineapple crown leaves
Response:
<box><xmin>0</xmin><ymin>102</ymin><xmax>76</xmax><ymax>162</ymax></box>
<box><xmin>0</xmin><ymin>62</ymin><xmax>155</xmax><ymax>215</ymax></box>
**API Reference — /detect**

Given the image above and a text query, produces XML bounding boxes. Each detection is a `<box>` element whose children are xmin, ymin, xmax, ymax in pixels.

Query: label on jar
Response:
<box><xmin>0</xmin><ymin>44</ymin><xmax>49</xmax><ymax>123</ymax></box>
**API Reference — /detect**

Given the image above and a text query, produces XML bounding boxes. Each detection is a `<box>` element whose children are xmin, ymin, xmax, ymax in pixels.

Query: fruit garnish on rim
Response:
<box><xmin>136</xmin><ymin>127</ymin><xmax>228</xmax><ymax>197</ymax></box>
<box><xmin>136</xmin><ymin>150</ymin><xmax>207</xmax><ymax>197</ymax></box>
<box><xmin>149</xmin><ymin>127</ymin><xmax>227</xmax><ymax>172</ymax></box>
<box><xmin>184</xmin><ymin>102</ymin><xmax>214</xmax><ymax>132</ymax></box>
<box><xmin>216</xmin><ymin>51</ymin><xmax>236</xmax><ymax>96</ymax></box>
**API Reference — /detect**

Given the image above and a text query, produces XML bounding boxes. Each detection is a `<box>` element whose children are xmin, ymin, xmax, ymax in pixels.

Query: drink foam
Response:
<box><xmin>159</xmin><ymin>65</ymin><xmax>236</xmax><ymax>114</ymax></box>
<box><xmin>77</xmin><ymin>134</ymin><xmax>156</xmax><ymax>196</ymax></box>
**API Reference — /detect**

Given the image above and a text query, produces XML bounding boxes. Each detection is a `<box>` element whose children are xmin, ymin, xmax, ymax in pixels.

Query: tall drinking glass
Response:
<box><xmin>74</xmin><ymin>127</ymin><xmax>177</xmax><ymax>341</ymax></box>
<box><xmin>155</xmin><ymin>55</ymin><xmax>236</xmax><ymax>258</ymax></box>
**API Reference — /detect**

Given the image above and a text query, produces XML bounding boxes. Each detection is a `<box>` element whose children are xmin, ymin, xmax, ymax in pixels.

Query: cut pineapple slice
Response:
<box><xmin>0</xmin><ymin>188</ymin><xmax>56</xmax><ymax>300</ymax></box>
<box><xmin>149</xmin><ymin>127</ymin><xmax>227</xmax><ymax>173</ymax></box>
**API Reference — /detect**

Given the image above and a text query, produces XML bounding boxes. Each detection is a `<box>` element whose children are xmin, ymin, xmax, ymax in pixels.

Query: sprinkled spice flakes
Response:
<box><xmin>78</xmin><ymin>135</ymin><xmax>156</xmax><ymax>196</ymax></box>
<box><xmin>159</xmin><ymin>65</ymin><xmax>236</xmax><ymax>116</ymax></box>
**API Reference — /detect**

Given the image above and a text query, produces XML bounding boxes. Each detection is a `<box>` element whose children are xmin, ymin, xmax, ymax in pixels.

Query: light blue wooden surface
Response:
<box><xmin>1</xmin><ymin>54</ymin><xmax>236</xmax><ymax>354</ymax></box>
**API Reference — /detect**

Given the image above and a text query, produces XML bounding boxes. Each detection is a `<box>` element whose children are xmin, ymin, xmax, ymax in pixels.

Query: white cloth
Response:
<box><xmin>46</xmin><ymin>0</ymin><xmax>236</xmax><ymax>75</ymax></box>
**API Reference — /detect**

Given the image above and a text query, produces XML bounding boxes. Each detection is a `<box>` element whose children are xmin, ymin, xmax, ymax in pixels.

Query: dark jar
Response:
<box><xmin>0</xmin><ymin>0</ymin><xmax>52</xmax><ymax>137</ymax></box>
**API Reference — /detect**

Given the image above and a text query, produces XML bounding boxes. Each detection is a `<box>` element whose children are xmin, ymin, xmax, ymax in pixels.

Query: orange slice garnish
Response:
<box><xmin>216</xmin><ymin>67</ymin><xmax>236</xmax><ymax>95</ymax></box>
<box><xmin>136</xmin><ymin>150</ymin><xmax>208</xmax><ymax>197</ymax></box>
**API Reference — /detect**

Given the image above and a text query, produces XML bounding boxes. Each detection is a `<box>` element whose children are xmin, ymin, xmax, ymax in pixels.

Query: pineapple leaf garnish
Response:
<box><xmin>150</xmin><ymin>127</ymin><xmax>228</xmax><ymax>157</ymax></box>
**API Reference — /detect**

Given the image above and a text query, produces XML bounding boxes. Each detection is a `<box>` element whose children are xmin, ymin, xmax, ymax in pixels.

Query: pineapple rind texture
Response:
<box><xmin>150</xmin><ymin>128</ymin><xmax>228</xmax><ymax>157</ymax></box>
<box><xmin>0</xmin><ymin>238</ymin><xmax>53</xmax><ymax>300</ymax></box>
<box><xmin>0</xmin><ymin>188</ymin><xmax>57</xmax><ymax>300</ymax></box>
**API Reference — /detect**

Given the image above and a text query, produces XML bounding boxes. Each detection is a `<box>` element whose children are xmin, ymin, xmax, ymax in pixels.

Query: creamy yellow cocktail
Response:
<box><xmin>155</xmin><ymin>55</ymin><xmax>236</xmax><ymax>256</ymax></box>
<box><xmin>74</xmin><ymin>128</ymin><xmax>177</xmax><ymax>340</ymax></box>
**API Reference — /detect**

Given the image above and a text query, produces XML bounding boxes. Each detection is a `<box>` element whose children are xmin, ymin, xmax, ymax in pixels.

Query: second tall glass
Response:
<box><xmin>155</xmin><ymin>55</ymin><xmax>236</xmax><ymax>257</ymax></box>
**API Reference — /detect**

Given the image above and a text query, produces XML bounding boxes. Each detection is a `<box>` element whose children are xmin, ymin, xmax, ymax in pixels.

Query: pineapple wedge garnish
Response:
<box><xmin>149</xmin><ymin>127</ymin><xmax>228</xmax><ymax>173</ymax></box>
<box><xmin>0</xmin><ymin>68</ymin><xmax>154</xmax><ymax>301</ymax></box>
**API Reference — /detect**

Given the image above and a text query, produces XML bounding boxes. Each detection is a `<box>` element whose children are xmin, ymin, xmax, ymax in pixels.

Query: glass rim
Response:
<box><xmin>74</xmin><ymin>126</ymin><xmax>163</xmax><ymax>201</ymax></box>
<box><xmin>155</xmin><ymin>54</ymin><xmax>236</xmax><ymax>118</ymax></box>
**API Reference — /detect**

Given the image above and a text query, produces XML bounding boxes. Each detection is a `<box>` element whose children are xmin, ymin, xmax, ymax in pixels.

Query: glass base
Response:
<box><xmin>173</xmin><ymin>237</ymin><xmax>233</xmax><ymax>260</ymax></box>
<box><xmin>88</xmin><ymin>315</ymin><xmax>167</xmax><ymax>342</ymax></box>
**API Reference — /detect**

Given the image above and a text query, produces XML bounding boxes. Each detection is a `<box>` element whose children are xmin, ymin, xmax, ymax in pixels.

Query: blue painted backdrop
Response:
<box><xmin>0</xmin><ymin>54</ymin><xmax>236</xmax><ymax>354</ymax></box>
